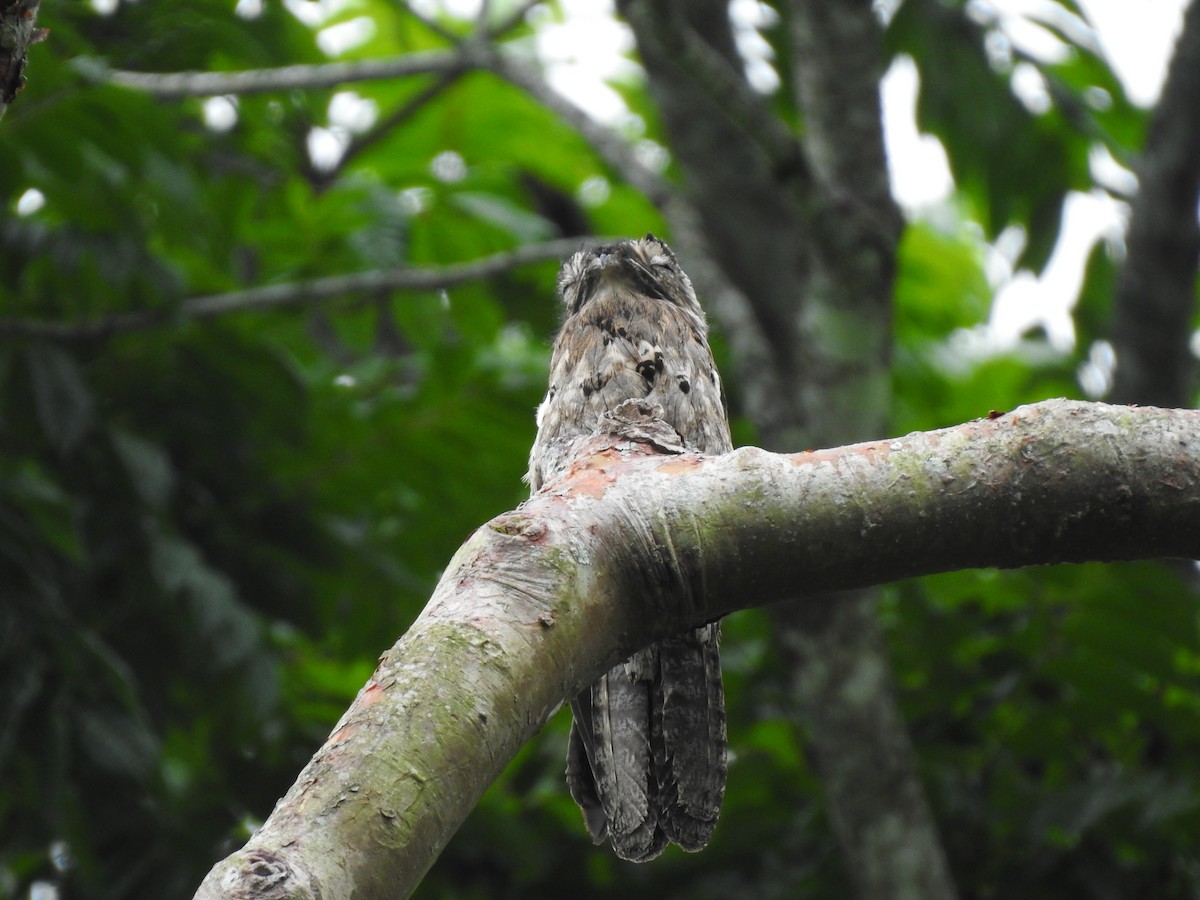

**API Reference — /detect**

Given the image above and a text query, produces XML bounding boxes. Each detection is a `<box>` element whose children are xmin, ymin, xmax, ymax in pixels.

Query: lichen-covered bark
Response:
<box><xmin>195</xmin><ymin>400</ymin><xmax>1200</xmax><ymax>899</ymax></box>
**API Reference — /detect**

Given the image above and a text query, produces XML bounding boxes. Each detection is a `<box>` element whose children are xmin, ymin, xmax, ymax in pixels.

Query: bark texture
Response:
<box><xmin>1110</xmin><ymin>0</ymin><xmax>1200</xmax><ymax>406</ymax></box>
<box><xmin>195</xmin><ymin>399</ymin><xmax>1200</xmax><ymax>900</ymax></box>
<box><xmin>0</xmin><ymin>0</ymin><xmax>43</xmax><ymax>122</ymax></box>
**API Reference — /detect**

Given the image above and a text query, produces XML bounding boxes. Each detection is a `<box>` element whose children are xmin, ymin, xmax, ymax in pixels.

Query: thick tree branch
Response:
<box><xmin>1109</xmin><ymin>0</ymin><xmax>1200</xmax><ymax>406</ymax></box>
<box><xmin>195</xmin><ymin>399</ymin><xmax>1200</xmax><ymax>900</ymax></box>
<box><xmin>0</xmin><ymin>238</ymin><xmax>599</xmax><ymax>342</ymax></box>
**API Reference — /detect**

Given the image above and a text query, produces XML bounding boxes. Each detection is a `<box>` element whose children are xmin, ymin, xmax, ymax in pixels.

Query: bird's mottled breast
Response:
<box><xmin>528</xmin><ymin>287</ymin><xmax>730</xmax><ymax>490</ymax></box>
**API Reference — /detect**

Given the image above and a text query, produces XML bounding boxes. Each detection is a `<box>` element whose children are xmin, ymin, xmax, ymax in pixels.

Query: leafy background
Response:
<box><xmin>1</xmin><ymin>1</ymin><xmax>1198</xmax><ymax>898</ymax></box>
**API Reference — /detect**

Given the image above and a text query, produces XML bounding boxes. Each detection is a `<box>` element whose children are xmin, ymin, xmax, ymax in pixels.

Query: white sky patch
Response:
<box><xmin>15</xmin><ymin>188</ymin><xmax>45</xmax><ymax>217</ymax></box>
<box><xmin>1089</xmin><ymin>143</ymin><xmax>1137</xmax><ymax>198</ymax></box>
<box><xmin>308</xmin><ymin>126</ymin><xmax>350</xmax><ymax>172</ymax></box>
<box><xmin>318</xmin><ymin>17</ymin><xmax>376</xmax><ymax>56</ymax></box>
<box><xmin>533</xmin><ymin>0</ymin><xmax>638</xmax><ymax>124</ymax></box>
<box><xmin>301</xmin><ymin>94</ymin><xmax>378</xmax><ymax>170</ymax></box>
<box><xmin>1076</xmin><ymin>0</ymin><xmax>1188</xmax><ymax>106</ymax></box>
<box><xmin>882</xmin><ymin>56</ymin><xmax>954</xmax><ymax>210</ymax></box>
<box><xmin>90</xmin><ymin>0</ymin><xmax>118</xmax><ymax>14</ymax></box>
<box><xmin>968</xmin><ymin>0</ymin><xmax>1077</xmax><ymax>63</ymax></box>
<box><xmin>202</xmin><ymin>96</ymin><xmax>239</xmax><ymax>132</ymax></box>
<box><xmin>235</xmin><ymin>0</ymin><xmax>264</xmax><ymax>19</ymax></box>
<box><xmin>578</xmin><ymin>175</ymin><xmax>611</xmax><ymax>207</ymax></box>
<box><xmin>730</xmin><ymin>0</ymin><xmax>781</xmax><ymax>93</ymax></box>
<box><xmin>633</xmin><ymin>139</ymin><xmax>670</xmax><ymax>173</ymax></box>
<box><xmin>329</xmin><ymin>92</ymin><xmax>378</xmax><ymax>133</ymax></box>
<box><xmin>410</xmin><ymin>0</ymin><xmax>481</xmax><ymax>18</ymax></box>
<box><xmin>1078</xmin><ymin>338</ymin><xmax>1116</xmax><ymax>397</ymax></box>
<box><xmin>431</xmin><ymin>150</ymin><xmax>467</xmax><ymax>183</ymax></box>
<box><xmin>988</xmin><ymin>190</ymin><xmax>1124</xmax><ymax>350</ymax></box>
<box><xmin>1010</xmin><ymin>61</ymin><xmax>1051</xmax><ymax>114</ymax></box>
<box><xmin>284</xmin><ymin>0</ymin><xmax>357</xmax><ymax>28</ymax></box>
<box><xmin>399</xmin><ymin>187</ymin><xmax>432</xmax><ymax>216</ymax></box>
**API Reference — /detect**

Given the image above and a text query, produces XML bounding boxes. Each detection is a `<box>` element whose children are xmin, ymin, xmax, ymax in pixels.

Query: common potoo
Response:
<box><xmin>527</xmin><ymin>235</ymin><xmax>729</xmax><ymax>862</ymax></box>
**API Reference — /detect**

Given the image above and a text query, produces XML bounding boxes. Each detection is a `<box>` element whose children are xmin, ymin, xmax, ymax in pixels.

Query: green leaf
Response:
<box><xmin>149</xmin><ymin>533</ymin><xmax>261</xmax><ymax>669</ymax></box>
<box><xmin>451</xmin><ymin>192</ymin><xmax>557</xmax><ymax>242</ymax></box>
<box><xmin>110</xmin><ymin>428</ymin><xmax>175</xmax><ymax>510</ymax></box>
<box><xmin>25</xmin><ymin>345</ymin><xmax>95</xmax><ymax>455</ymax></box>
<box><xmin>894</xmin><ymin>221</ymin><xmax>991</xmax><ymax>343</ymax></box>
<box><xmin>75</xmin><ymin>706</ymin><xmax>160</xmax><ymax>780</ymax></box>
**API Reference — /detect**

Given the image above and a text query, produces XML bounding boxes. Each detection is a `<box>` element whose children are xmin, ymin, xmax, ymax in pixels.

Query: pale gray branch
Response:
<box><xmin>0</xmin><ymin>238</ymin><xmax>599</xmax><ymax>341</ymax></box>
<box><xmin>107</xmin><ymin>49</ymin><xmax>478</xmax><ymax>98</ymax></box>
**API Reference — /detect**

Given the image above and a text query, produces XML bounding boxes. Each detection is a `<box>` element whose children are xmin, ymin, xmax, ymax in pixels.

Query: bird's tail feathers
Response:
<box><xmin>652</xmin><ymin>623</ymin><xmax>727</xmax><ymax>851</ymax></box>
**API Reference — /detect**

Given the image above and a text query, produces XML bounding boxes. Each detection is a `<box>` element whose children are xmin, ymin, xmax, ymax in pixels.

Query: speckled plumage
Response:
<box><xmin>527</xmin><ymin>235</ymin><xmax>729</xmax><ymax>862</ymax></box>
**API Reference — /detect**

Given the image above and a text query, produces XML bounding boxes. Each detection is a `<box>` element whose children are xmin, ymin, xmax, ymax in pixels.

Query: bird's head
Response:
<box><xmin>557</xmin><ymin>234</ymin><xmax>702</xmax><ymax>319</ymax></box>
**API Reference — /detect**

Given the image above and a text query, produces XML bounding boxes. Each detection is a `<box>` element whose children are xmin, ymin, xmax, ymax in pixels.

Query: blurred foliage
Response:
<box><xmin>1</xmin><ymin>0</ymin><xmax>1197</xmax><ymax>899</ymax></box>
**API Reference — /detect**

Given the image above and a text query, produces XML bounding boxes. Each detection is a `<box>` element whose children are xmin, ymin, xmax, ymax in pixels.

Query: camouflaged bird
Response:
<box><xmin>527</xmin><ymin>235</ymin><xmax>729</xmax><ymax>862</ymax></box>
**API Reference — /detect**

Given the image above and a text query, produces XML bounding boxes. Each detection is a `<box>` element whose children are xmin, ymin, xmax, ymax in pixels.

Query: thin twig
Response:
<box><xmin>400</xmin><ymin>2</ymin><xmax>461</xmax><ymax>44</ymax></box>
<box><xmin>316</xmin><ymin>70</ymin><xmax>464</xmax><ymax>186</ymax></box>
<box><xmin>489</xmin><ymin>55</ymin><xmax>673</xmax><ymax>207</ymax></box>
<box><xmin>0</xmin><ymin>237</ymin><xmax>605</xmax><ymax>342</ymax></box>
<box><xmin>489</xmin><ymin>0</ymin><xmax>544</xmax><ymax>38</ymax></box>
<box><xmin>107</xmin><ymin>49</ymin><xmax>479</xmax><ymax>98</ymax></box>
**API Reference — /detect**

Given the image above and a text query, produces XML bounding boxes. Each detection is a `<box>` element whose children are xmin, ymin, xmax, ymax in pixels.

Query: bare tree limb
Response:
<box><xmin>106</xmin><ymin>49</ymin><xmax>480</xmax><ymax>98</ymax></box>
<box><xmin>101</xmin><ymin>2</ymin><xmax>541</xmax><ymax>102</ymax></box>
<box><xmin>194</xmin><ymin>399</ymin><xmax>1200</xmax><ymax>900</ymax></box>
<box><xmin>489</xmin><ymin>0</ymin><xmax>544</xmax><ymax>38</ymax></box>
<box><xmin>101</xmin><ymin>14</ymin><xmax>673</xmax><ymax>216</ymax></box>
<box><xmin>1110</xmin><ymin>0</ymin><xmax>1200</xmax><ymax>407</ymax></box>
<box><xmin>96</xmin><ymin>0</ymin><xmax>673</xmax><ymax>224</ymax></box>
<box><xmin>400</xmin><ymin>2</ymin><xmax>462</xmax><ymax>44</ymax></box>
<box><xmin>314</xmin><ymin>70</ymin><xmax>464</xmax><ymax>187</ymax></box>
<box><xmin>0</xmin><ymin>238</ymin><xmax>599</xmax><ymax>342</ymax></box>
